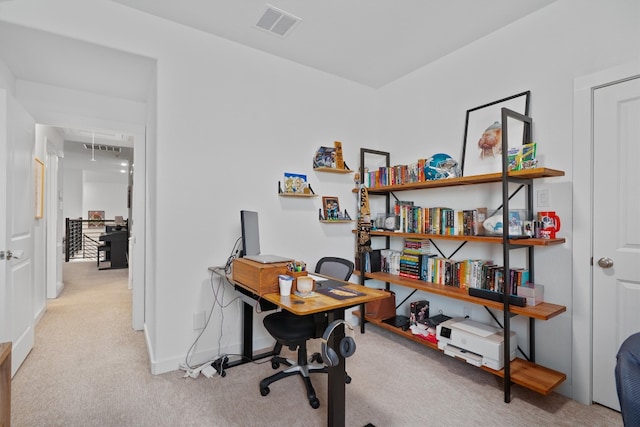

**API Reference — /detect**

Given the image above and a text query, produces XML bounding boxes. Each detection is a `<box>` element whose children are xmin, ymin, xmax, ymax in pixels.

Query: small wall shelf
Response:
<box><xmin>313</xmin><ymin>167</ymin><xmax>353</xmax><ymax>174</ymax></box>
<box><xmin>279</xmin><ymin>193</ymin><xmax>318</xmax><ymax>198</ymax></box>
<box><xmin>320</xmin><ymin>220</ymin><xmax>354</xmax><ymax>223</ymax></box>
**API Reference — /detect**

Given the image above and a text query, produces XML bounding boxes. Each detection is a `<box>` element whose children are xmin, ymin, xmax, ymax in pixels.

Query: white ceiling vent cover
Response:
<box><xmin>256</xmin><ymin>5</ymin><xmax>301</xmax><ymax>37</ymax></box>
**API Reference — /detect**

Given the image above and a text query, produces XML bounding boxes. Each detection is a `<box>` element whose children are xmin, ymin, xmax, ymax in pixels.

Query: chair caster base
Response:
<box><xmin>309</xmin><ymin>397</ymin><xmax>320</xmax><ymax>409</ymax></box>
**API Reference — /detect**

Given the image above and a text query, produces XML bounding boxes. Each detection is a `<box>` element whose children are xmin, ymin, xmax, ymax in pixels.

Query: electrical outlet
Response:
<box><xmin>537</xmin><ymin>189</ymin><xmax>550</xmax><ymax>207</ymax></box>
<box><xmin>463</xmin><ymin>305</ymin><xmax>472</xmax><ymax>318</ymax></box>
<box><xmin>193</xmin><ymin>311</ymin><xmax>206</xmax><ymax>330</ymax></box>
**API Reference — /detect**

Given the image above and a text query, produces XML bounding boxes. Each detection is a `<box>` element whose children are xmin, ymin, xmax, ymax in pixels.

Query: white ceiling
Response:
<box><xmin>112</xmin><ymin>0</ymin><xmax>557</xmax><ymax>88</ymax></box>
<box><xmin>0</xmin><ymin>1</ymin><xmax>557</xmax><ymax>102</ymax></box>
<box><xmin>0</xmin><ymin>1</ymin><xmax>556</xmax><ymax>156</ymax></box>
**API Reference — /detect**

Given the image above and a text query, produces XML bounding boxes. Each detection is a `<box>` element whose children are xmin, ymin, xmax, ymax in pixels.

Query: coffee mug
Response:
<box><xmin>537</xmin><ymin>211</ymin><xmax>561</xmax><ymax>236</ymax></box>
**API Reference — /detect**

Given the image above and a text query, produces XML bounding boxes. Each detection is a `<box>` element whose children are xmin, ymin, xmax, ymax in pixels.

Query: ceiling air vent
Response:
<box><xmin>256</xmin><ymin>5</ymin><xmax>301</xmax><ymax>37</ymax></box>
<box><xmin>83</xmin><ymin>143</ymin><xmax>122</xmax><ymax>153</ymax></box>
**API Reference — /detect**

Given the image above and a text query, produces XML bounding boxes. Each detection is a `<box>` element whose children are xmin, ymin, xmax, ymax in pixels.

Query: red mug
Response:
<box><xmin>537</xmin><ymin>211</ymin><xmax>560</xmax><ymax>237</ymax></box>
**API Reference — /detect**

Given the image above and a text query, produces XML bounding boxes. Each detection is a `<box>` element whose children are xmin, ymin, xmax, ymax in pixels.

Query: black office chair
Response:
<box><xmin>616</xmin><ymin>332</ymin><xmax>640</xmax><ymax>426</ymax></box>
<box><xmin>259</xmin><ymin>257</ymin><xmax>355</xmax><ymax>409</ymax></box>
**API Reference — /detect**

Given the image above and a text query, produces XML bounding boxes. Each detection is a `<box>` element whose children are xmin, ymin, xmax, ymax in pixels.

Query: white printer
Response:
<box><xmin>436</xmin><ymin>318</ymin><xmax>517</xmax><ymax>370</ymax></box>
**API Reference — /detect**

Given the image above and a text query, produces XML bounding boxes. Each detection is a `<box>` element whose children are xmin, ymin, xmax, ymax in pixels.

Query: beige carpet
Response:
<box><xmin>11</xmin><ymin>260</ymin><xmax>622</xmax><ymax>426</ymax></box>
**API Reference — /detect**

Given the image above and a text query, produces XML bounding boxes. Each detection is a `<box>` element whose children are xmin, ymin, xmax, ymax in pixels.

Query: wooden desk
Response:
<box><xmin>213</xmin><ymin>267</ymin><xmax>387</xmax><ymax>426</ymax></box>
<box><xmin>261</xmin><ymin>281</ymin><xmax>387</xmax><ymax>427</ymax></box>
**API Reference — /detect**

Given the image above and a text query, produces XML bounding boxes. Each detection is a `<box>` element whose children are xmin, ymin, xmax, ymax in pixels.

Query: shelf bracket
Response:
<box><xmin>429</xmin><ymin>239</ymin><xmax>468</xmax><ymax>259</ymax></box>
<box><xmin>395</xmin><ymin>289</ymin><xmax>418</xmax><ymax>309</ymax></box>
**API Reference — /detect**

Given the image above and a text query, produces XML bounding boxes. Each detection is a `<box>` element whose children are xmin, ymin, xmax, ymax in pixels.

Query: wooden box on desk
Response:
<box><xmin>232</xmin><ymin>258</ymin><xmax>288</xmax><ymax>295</ymax></box>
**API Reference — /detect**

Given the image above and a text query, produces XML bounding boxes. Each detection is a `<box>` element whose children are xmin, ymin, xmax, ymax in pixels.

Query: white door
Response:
<box><xmin>592</xmin><ymin>76</ymin><xmax>640</xmax><ymax>410</ymax></box>
<box><xmin>0</xmin><ymin>89</ymin><xmax>36</xmax><ymax>376</ymax></box>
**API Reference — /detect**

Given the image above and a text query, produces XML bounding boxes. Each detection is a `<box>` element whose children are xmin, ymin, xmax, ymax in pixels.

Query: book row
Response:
<box><xmin>362</xmin><ymin>160</ymin><xmax>428</xmax><ymax>188</ymax></box>
<box><xmin>389</xmin><ymin>202</ymin><xmax>489</xmax><ymax>236</ymax></box>
<box><xmin>370</xmin><ymin>248</ymin><xmax>529</xmax><ymax>293</ymax></box>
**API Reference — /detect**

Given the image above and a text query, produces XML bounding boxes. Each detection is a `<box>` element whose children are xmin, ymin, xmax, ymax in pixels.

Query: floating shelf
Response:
<box><xmin>279</xmin><ymin>192</ymin><xmax>318</xmax><ymax>198</ymax></box>
<box><xmin>314</xmin><ymin>167</ymin><xmax>353</xmax><ymax>174</ymax></box>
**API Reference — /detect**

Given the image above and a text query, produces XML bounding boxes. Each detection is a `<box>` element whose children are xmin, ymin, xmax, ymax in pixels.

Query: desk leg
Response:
<box><xmin>242</xmin><ymin>301</ymin><xmax>254</xmax><ymax>360</ymax></box>
<box><xmin>327</xmin><ymin>310</ymin><xmax>346</xmax><ymax>427</ymax></box>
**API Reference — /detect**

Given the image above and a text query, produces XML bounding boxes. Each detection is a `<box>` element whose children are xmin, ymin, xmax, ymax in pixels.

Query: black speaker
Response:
<box><xmin>369</xmin><ymin>249</ymin><xmax>381</xmax><ymax>272</ymax></box>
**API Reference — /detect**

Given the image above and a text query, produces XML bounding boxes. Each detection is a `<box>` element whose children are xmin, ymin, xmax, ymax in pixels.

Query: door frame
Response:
<box><xmin>572</xmin><ymin>59</ymin><xmax>640</xmax><ymax>405</ymax></box>
<box><xmin>40</xmin><ymin>121</ymin><xmax>146</xmax><ymax>331</ymax></box>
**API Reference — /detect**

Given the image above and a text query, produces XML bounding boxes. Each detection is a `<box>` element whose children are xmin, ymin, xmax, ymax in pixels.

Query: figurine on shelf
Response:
<box><xmin>334</xmin><ymin>141</ymin><xmax>344</xmax><ymax>169</ymax></box>
<box><xmin>357</xmin><ymin>185</ymin><xmax>372</xmax><ymax>252</ymax></box>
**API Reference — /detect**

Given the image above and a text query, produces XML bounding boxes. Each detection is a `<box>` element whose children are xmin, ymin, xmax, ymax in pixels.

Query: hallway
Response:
<box><xmin>10</xmin><ymin>261</ymin><xmax>149</xmax><ymax>425</ymax></box>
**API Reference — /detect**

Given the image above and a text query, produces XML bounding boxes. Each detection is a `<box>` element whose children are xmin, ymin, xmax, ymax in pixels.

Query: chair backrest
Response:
<box><xmin>314</xmin><ymin>257</ymin><xmax>354</xmax><ymax>281</ymax></box>
<box><xmin>616</xmin><ymin>332</ymin><xmax>640</xmax><ymax>426</ymax></box>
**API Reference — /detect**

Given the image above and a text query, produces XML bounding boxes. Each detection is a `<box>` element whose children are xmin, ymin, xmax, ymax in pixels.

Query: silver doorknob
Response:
<box><xmin>598</xmin><ymin>257</ymin><xmax>614</xmax><ymax>268</ymax></box>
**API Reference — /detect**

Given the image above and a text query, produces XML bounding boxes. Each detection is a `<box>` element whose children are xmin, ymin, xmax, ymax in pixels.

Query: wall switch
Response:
<box><xmin>193</xmin><ymin>311</ymin><xmax>206</xmax><ymax>330</ymax></box>
<box><xmin>537</xmin><ymin>189</ymin><xmax>550</xmax><ymax>207</ymax></box>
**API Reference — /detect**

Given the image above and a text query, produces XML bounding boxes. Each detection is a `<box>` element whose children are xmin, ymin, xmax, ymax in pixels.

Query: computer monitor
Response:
<box><xmin>240</xmin><ymin>210</ymin><xmax>261</xmax><ymax>257</ymax></box>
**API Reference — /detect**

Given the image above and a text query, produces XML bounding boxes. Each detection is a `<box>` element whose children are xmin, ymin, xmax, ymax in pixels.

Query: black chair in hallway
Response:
<box><xmin>259</xmin><ymin>257</ymin><xmax>355</xmax><ymax>408</ymax></box>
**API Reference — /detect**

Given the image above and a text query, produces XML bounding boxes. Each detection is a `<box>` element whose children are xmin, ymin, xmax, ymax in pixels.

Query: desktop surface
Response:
<box><xmin>262</xmin><ymin>282</ymin><xmax>388</xmax><ymax>315</ymax></box>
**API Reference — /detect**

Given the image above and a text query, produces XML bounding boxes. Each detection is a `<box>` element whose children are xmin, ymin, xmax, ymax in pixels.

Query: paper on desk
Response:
<box><xmin>307</xmin><ymin>274</ymin><xmax>327</xmax><ymax>281</ymax></box>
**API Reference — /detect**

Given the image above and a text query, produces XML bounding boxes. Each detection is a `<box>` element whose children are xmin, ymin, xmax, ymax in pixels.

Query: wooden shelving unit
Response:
<box><xmin>355</xmin><ymin>113</ymin><xmax>568</xmax><ymax>401</ymax></box>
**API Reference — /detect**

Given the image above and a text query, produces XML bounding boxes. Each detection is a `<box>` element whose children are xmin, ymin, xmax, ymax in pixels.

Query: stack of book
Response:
<box><xmin>399</xmin><ymin>238</ymin><xmax>431</xmax><ymax>279</ymax></box>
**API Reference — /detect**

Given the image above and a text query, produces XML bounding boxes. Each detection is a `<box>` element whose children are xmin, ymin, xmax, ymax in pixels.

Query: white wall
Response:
<box><xmin>62</xmin><ymin>167</ymin><xmax>82</xmax><ymax>220</ymax></box>
<box><xmin>1</xmin><ymin>0</ymin><xmax>638</xmax><ymax>404</ymax></box>
<box><xmin>374</xmin><ymin>0</ymin><xmax>640</xmax><ymax>401</ymax></box>
<box><xmin>0</xmin><ymin>0</ymin><xmax>378</xmax><ymax>374</ymax></box>
<box><xmin>82</xmin><ymin>176</ymin><xmax>128</xmax><ymax>221</ymax></box>
<box><xmin>61</xmin><ymin>161</ymin><xmax>128</xmax><ymax>221</ymax></box>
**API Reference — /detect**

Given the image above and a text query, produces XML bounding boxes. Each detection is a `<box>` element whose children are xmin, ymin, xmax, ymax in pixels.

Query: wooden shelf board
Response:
<box><xmin>356</xmin><ymin>271</ymin><xmax>566</xmax><ymax>320</ymax></box>
<box><xmin>484</xmin><ymin>357</ymin><xmax>567</xmax><ymax>395</ymax></box>
<box><xmin>279</xmin><ymin>192</ymin><xmax>318</xmax><ymax>197</ymax></box>
<box><xmin>314</xmin><ymin>167</ymin><xmax>353</xmax><ymax>174</ymax></box>
<box><xmin>320</xmin><ymin>220</ymin><xmax>354</xmax><ymax>223</ymax></box>
<box><xmin>357</xmin><ymin>230</ymin><xmax>566</xmax><ymax>247</ymax></box>
<box><xmin>353</xmin><ymin>167</ymin><xmax>565</xmax><ymax>193</ymax></box>
<box><xmin>356</xmin><ymin>313</ymin><xmax>566</xmax><ymax>395</ymax></box>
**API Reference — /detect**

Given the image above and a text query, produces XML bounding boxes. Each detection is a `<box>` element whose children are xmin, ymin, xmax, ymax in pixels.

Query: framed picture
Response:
<box><xmin>322</xmin><ymin>196</ymin><xmax>340</xmax><ymax>220</ymax></box>
<box><xmin>461</xmin><ymin>91</ymin><xmax>530</xmax><ymax>177</ymax></box>
<box><xmin>313</xmin><ymin>146</ymin><xmax>336</xmax><ymax>168</ymax></box>
<box><xmin>88</xmin><ymin>210</ymin><xmax>105</xmax><ymax>228</ymax></box>
<box><xmin>35</xmin><ymin>158</ymin><xmax>45</xmax><ymax>219</ymax></box>
<box><xmin>283</xmin><ymin>172</ymin><xmax>308</xmax><ymax>193</ymax></box>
